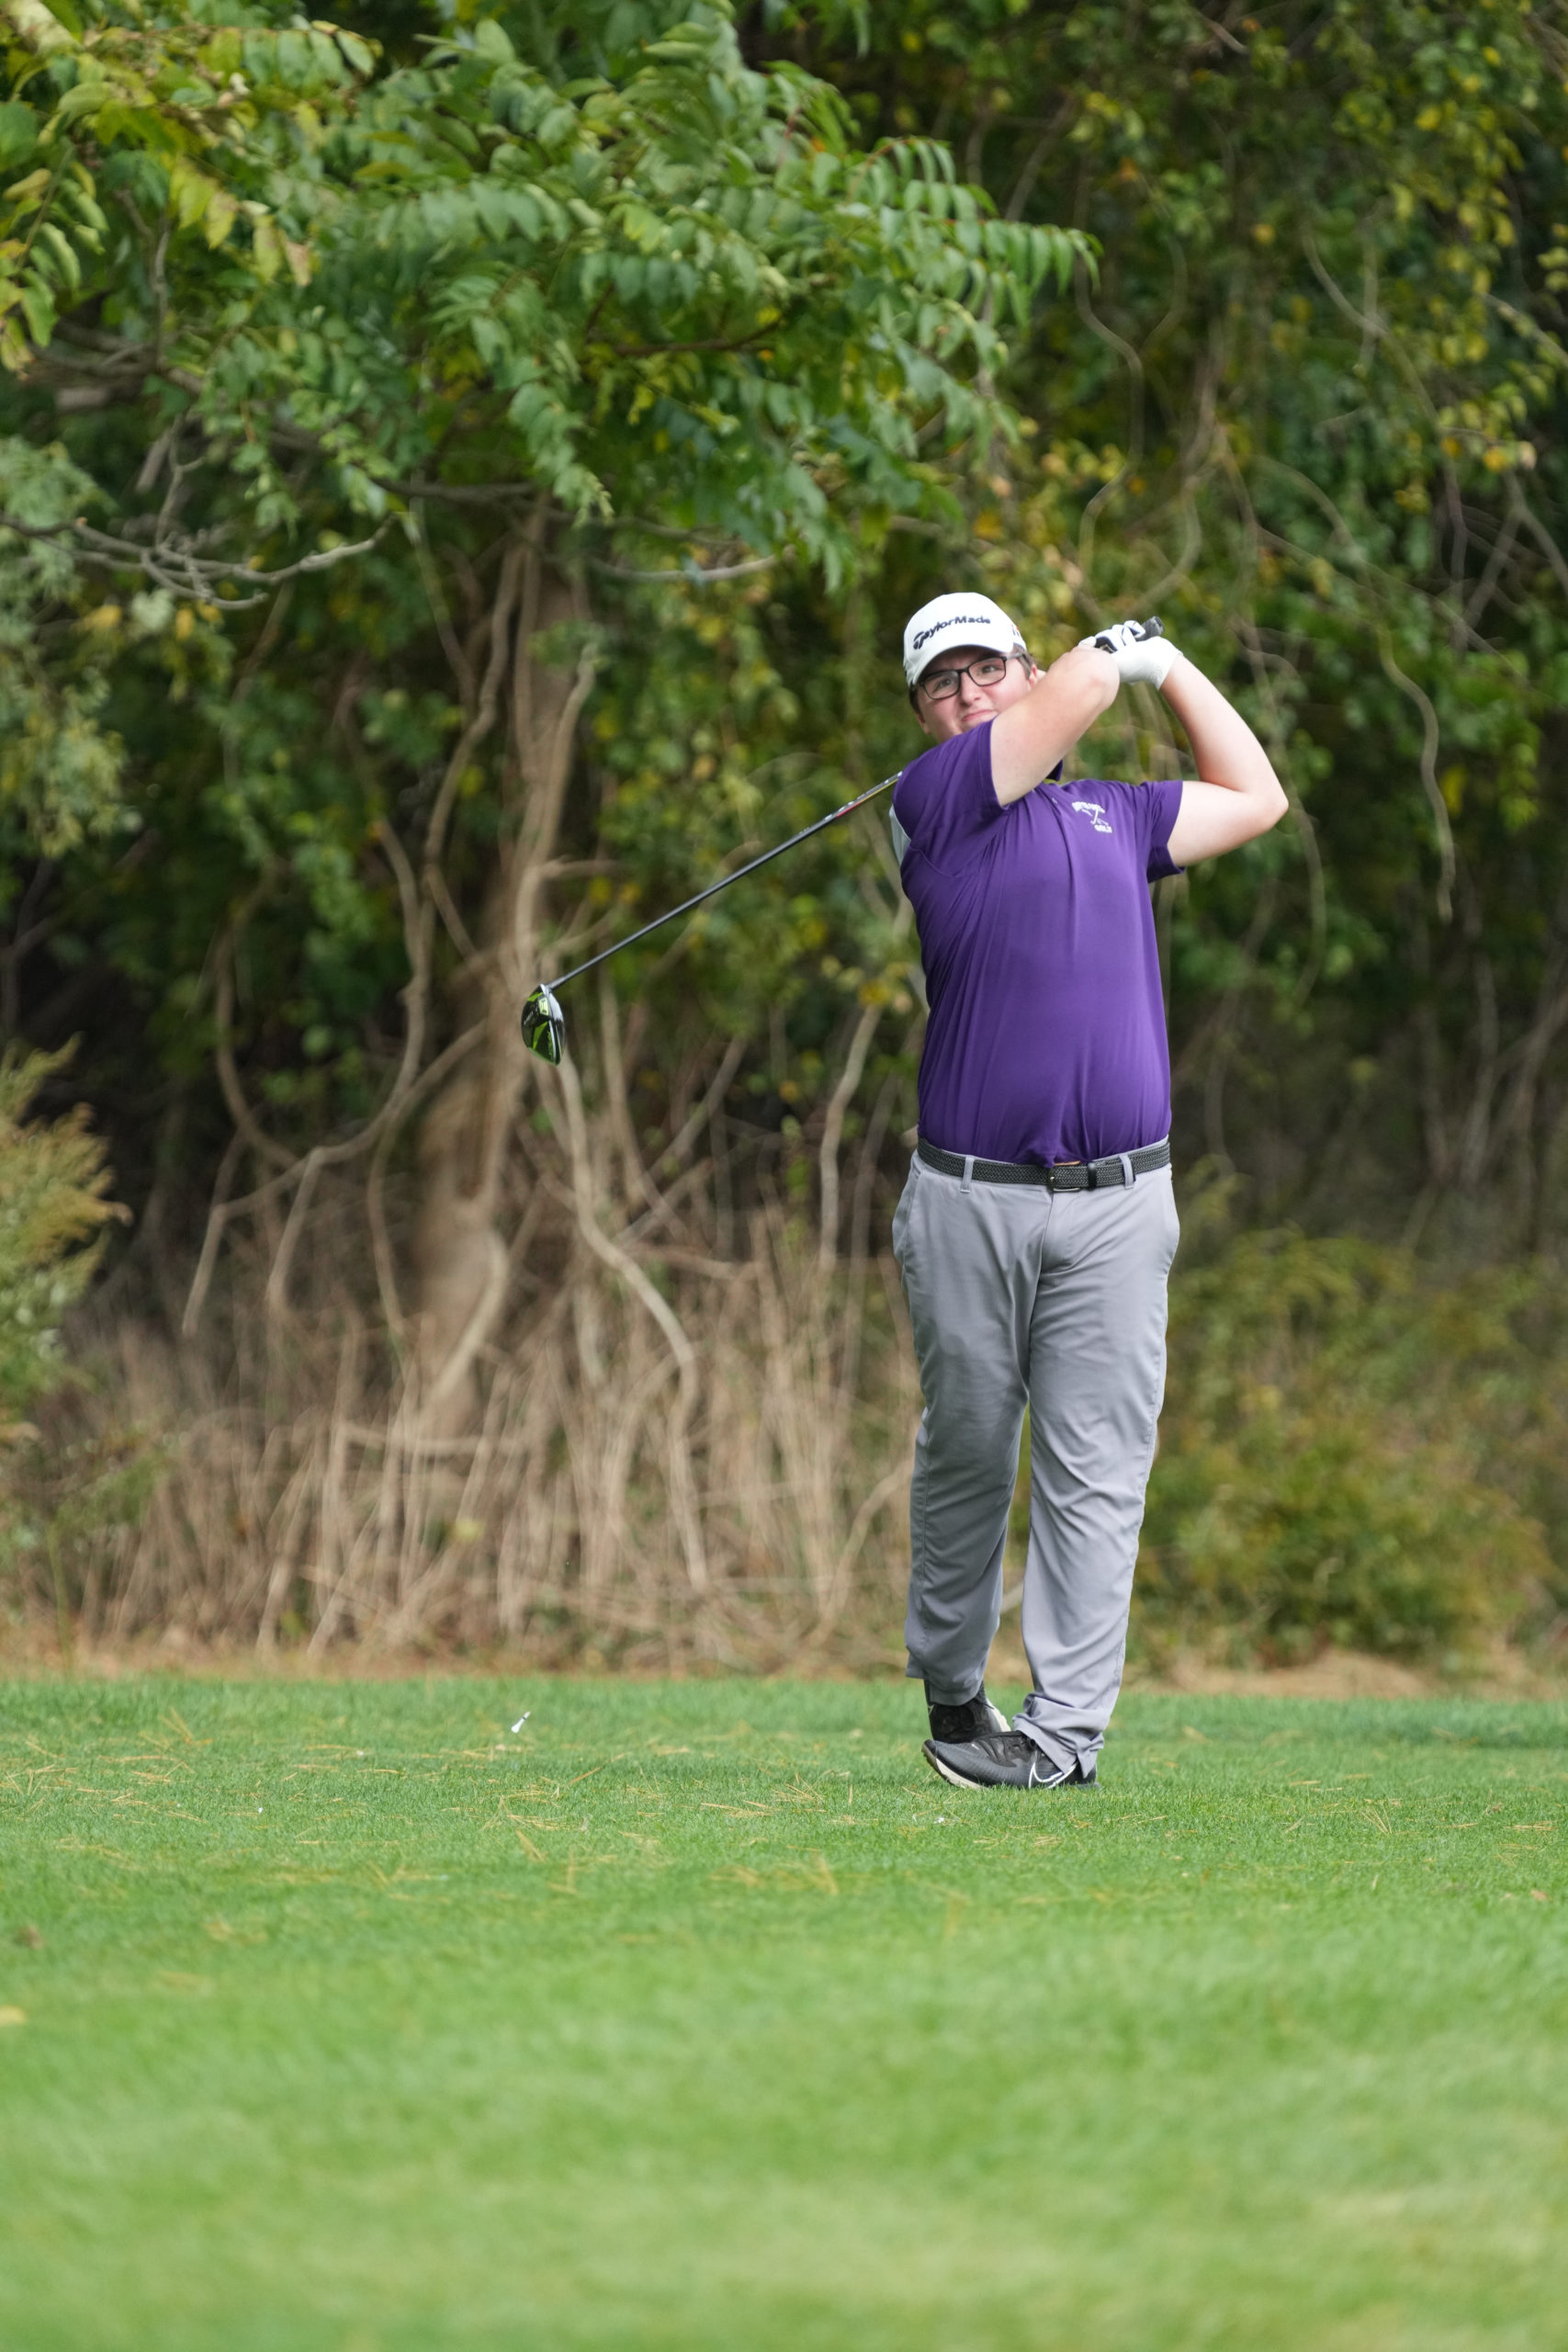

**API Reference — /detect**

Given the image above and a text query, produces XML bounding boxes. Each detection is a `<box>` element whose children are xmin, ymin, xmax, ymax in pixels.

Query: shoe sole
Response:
<box><xmin>921</xmin><ymin>1742</ymin><xmax>1098</xmax><ymax>1792</ymax></box>
<box><xmin>923</xmin><ymin>1742</ymin><xmax>989</xmax><ymax>1790</ymax></box>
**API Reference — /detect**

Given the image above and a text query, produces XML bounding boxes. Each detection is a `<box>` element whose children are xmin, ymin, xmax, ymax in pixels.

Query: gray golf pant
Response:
<box><xmin>892</xmin><ymin>1150</ymin><xmax>1179</xmax><ymax>1775</ymax></box>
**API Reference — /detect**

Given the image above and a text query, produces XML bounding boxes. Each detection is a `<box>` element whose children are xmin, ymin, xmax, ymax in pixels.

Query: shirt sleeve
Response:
<box><xmin>889</xmin><ymin>722</ymin><xmax>1004</xmax><ymax>872</ymax></box>
<box><xmin>1142</xmin><ymin>778</ymin><xmax>1185</xmax><ymax>879</ymax></box>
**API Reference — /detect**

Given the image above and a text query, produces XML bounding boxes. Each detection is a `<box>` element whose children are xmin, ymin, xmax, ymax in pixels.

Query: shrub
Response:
<box><xmin>1137</xmin><ymin>1214</ymin><xmax>1566</xmax><ymax>1663</ymax></box>
<box><xmin>0</xmin><ymin>1045</ymin><xmax>120</xmax><ymax>1425</ymax></box>
<box><xmin>0</xmin><ymin>1048</ymin><xmax>129</xmax><ymax>1644</ymax></box>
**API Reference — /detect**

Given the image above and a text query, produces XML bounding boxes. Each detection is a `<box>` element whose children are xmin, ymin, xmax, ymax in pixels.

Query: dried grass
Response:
<box><xmin>39</xmin><ymin>1199</ymin><xmax>919</xmax><ymax>1669</ymax></box>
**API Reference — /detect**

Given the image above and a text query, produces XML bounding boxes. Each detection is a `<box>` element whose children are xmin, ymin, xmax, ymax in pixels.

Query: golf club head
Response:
<box><xmin>521</xmin><ymin>983</ymin><xmax>565</xmax><ymax>1065</ymax></box>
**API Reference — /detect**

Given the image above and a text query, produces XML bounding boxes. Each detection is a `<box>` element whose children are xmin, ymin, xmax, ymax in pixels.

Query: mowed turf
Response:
<box><xmin>2</xmin><ymin>1679</ymin><xmax>1566</xmax><ymax>2352</ymax></box>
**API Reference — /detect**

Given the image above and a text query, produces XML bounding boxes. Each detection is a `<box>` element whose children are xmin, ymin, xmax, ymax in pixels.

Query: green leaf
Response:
<box><xmin>2</xmin><ymin>3</ymin><xmax>75</xmax><ymax>59</ymax></box>
<box><xmin>165</xmin><ymin>156</ymin><xmax>214</xmax><ymax>232</ymax></box>
<box><xmin>35</xmin><ymin>220</ymin><xmax>79</xmax><ymax>291</ymax></box>
<box><xmin>17</xmin><ymin>273</ymin><xmax>54</xmax><ymax>345</ymax></box>
<box><xmin>251</xmin><ymin>213</ymin><xmax>282</xmax><ymax>281</ymax></box>
<box><xmin>0</xmin><ymin>102</ymin><xmax>38</xmax><ymax>171</ymax></box>
<box><xmin>203</xmin><ymin>188</ymin><xmax>237</xmax><ymax>249</ymax></box>
<box><xmin>336</xmin><ymin>30</ymin><xmax>376</xmax><ymax>78</ymax></box>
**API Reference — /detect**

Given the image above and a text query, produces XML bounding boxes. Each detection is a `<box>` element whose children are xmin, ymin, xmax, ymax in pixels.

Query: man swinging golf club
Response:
<box><xmin>894</xmin><ymin>593</ymin><xmax>1287</xmax><ymax>1790</ymax></box>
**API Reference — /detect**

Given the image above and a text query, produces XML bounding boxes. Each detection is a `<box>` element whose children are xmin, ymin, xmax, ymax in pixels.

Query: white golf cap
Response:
<box><xmin>902</xmin><ymin>592</ymin><xmax>1027</xmax><ymax>687</ymax></box>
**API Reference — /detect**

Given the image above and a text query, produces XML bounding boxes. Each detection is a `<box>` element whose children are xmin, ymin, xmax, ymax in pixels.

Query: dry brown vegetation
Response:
<box><xmin>20</xmin><ymin>1056</ymin><xmax>921</xmax><ymax>1669</ymax></box>
<box><xmin>10</xmin><ymin>1001</ymin><xmax>1568</xmax><ymax>1682</ymax></box>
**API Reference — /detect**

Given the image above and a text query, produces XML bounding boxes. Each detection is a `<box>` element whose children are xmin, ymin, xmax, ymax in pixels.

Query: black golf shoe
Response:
<box><xmin>924</xmin><ymin>1681</ymin><xmax>1010</xmax><ymax>1745</ymax></box>
<box><xmin>922</xmin><ymin>1730</ymin><xmax>1098</xmax><ymax>1792</ymax></box>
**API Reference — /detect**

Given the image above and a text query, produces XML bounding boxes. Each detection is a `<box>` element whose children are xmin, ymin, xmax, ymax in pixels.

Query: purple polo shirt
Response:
<box><xmin>892</xmin><ymin>720</ymin><xmax>1184</xmax><ymax>1166</ymax></box>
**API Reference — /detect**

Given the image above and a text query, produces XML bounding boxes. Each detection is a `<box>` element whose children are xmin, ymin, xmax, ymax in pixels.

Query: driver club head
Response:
<box><xmin>521</xmin><ymin>983</ymin><xmax>565</xmax><ymax>1065</ymax></box>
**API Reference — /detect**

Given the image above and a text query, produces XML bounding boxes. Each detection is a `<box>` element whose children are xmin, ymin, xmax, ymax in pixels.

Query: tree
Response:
<box><xmin>2</xmin><ymin>0</ymin><xmax>1076</xmax><ymax>1424</ymax></box>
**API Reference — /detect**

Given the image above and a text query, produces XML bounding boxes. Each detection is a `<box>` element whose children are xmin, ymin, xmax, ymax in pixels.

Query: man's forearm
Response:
<box><xmin>1160</xmin><ymin>656</ymin><xmax>1288</xmax><ymax>862</ymax></box>
<box><xmin>1160</xmin><ymin>658</ymin><xmax>1274</xmax><ymax>797</ymax></box>
<box><xmin>991</xmin><ymin>645</ymin><xmax>1120</xmax><ymax>806</ymax></box>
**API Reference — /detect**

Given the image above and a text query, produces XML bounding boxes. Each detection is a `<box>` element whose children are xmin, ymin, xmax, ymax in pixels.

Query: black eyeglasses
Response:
<box><xmin>918</xmin><ymin>652</ymin><xmax>1017</xmax><ymax>702</ymax></box>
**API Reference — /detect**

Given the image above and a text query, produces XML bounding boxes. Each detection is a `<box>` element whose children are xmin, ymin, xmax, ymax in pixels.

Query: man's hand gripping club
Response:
<box><xmin>1079</xmin><ymin>616</ymin><xmax>1178</xmax><ymax>689</ymax></box>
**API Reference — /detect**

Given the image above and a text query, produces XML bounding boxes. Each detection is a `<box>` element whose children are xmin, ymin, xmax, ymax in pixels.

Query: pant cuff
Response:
<box><xmin>908</xmin><ymin>1657</ymin><xmax>986</xmax><ymax>1708</ymax></box>
<box><xmin>1011</xmin><ymin>1719</ymin><xmax>1074</xmax><ymax>1772</ymax></box>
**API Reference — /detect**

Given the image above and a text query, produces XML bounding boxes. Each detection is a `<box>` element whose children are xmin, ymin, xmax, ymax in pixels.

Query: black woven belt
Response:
<box><xmin>916</xmin><ymin>1136</ymin><xmax>1171</xmax><ymax>1192</ymax></box>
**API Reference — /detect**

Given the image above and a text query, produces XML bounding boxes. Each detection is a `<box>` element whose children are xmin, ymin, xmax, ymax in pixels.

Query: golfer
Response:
<box><xmin>892</xmin><ymin>594</ymin><xmax>1287</xmax><ymax>1790</ymax></box>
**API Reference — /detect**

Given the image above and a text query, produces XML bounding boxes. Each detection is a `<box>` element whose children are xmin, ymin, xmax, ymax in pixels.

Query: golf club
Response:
<box><xmin>520</xmin><ymin>771</ymin><xmax>900</xmax><ymax>1063</ymax></box>
<box><xmin>519</xmin><ymin>616</ymin><xmax>1162</xmax><ymax>1062</ymax></box>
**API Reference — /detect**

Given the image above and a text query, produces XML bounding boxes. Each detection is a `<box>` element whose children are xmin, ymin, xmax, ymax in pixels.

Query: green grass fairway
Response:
<box><xmin>3</xmin><ymin>1680</ymin><xmax>1567</xmax><ymax>2351</ymax></box>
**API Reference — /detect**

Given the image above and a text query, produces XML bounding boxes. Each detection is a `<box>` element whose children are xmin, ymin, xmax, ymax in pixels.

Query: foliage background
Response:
<box><xmin>3</xmin><ymin>0</ymin><xmax>1568</xmax><ymax>1665</ymax></box>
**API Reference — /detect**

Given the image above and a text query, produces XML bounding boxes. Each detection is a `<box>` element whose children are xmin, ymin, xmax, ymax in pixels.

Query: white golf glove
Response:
<box><xmin>1077</xmin><ymin>616</ymin><xmax>1178</xmax><ymax>690</ymax></box>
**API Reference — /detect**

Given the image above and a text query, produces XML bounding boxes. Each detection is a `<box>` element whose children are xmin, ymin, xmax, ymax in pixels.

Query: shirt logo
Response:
<box><xmin>1071</xmin><ymin>798</ymin><xmax>1113</xmax><ymax>834</ymax></box>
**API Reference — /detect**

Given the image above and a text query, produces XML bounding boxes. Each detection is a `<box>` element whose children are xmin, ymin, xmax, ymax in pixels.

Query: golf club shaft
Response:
<box><xmin>541</xmin><ymin>772</ymin><xmax>899</xmax><ymax>996</ymax></box>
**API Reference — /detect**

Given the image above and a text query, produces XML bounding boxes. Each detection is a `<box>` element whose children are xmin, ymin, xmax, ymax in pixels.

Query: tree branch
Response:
<box><xmin>0</xmin><ymin>511</ymin><xmax>394</xmax><ymax>610</ymax></box>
